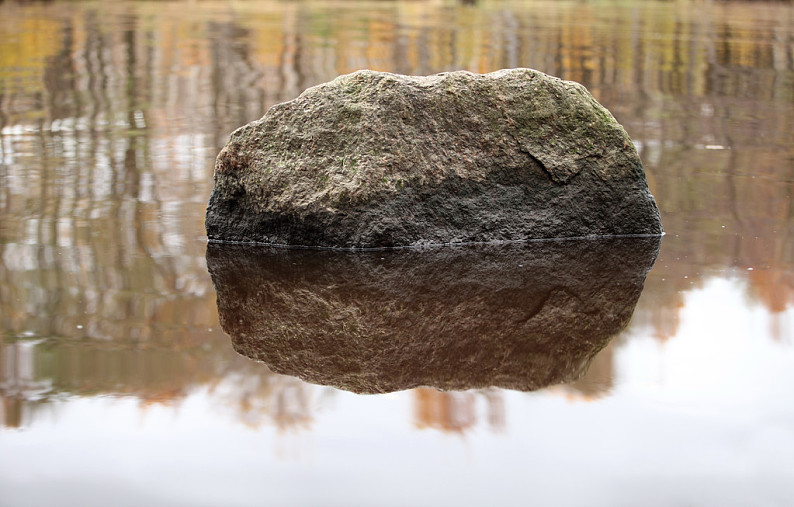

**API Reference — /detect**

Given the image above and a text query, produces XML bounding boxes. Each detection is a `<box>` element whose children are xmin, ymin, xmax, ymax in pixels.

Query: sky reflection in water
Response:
<box><xmin>1</xmin><ymin>0</ymin><xmax>793</xmax><ymax>505</ymax></box>
<box><xmin>3</xmin><ymin>277</ymin><xmax>793</xmax><ymax>506</ymax></box>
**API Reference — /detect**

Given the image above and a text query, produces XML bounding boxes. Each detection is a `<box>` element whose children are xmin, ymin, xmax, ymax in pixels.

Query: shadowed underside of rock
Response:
<box><xmin>206</xmin><ymin>68</ymin><xmax>663</xmax><ymax>249</ymax></box>
<box><xmin>207</xmin><ymin>237</ymin><xmax>660</xmax><ymax>393</ymax></box>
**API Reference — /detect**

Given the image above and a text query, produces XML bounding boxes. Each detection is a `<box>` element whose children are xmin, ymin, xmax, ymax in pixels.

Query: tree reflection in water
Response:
<box><xmin>0</xmin><ymin>0</ymin><xmax>792</xmax><ymax>433</ymax></box>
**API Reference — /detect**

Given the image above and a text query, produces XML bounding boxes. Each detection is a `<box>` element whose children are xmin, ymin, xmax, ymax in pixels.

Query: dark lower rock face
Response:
<box><xmin>207</xmin><ymin>237</ymin><xmax>660</xmax><ymax>394</ymax></box>
<box><xmin>206</xmin><ymin>68</ymin><xmax>662</xmax><ymax>249</ymax></box>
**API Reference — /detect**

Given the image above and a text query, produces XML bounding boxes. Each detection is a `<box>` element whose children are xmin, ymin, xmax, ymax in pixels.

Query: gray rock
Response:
<box><xmin>207</xmin><ymin>237</ymin><xmax>660</xmax><ymax>393</ymax></box>
<box><xmin>206</xmin><ymin>68</ymin><xmax>662</xmax><ymax>248</ymax></box>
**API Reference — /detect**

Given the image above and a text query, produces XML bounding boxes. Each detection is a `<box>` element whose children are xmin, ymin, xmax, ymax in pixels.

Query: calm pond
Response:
<box><xmin>1</xmin><ymin>0</ymin><xmax>793</xmax><ymax>505</ymax></box>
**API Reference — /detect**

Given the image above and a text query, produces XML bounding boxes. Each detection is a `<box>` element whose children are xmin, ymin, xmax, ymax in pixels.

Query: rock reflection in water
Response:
<box><xmin>207</xmin><ymin>238</ymin><xmax>660</xmax><ymax>394</ymax></box>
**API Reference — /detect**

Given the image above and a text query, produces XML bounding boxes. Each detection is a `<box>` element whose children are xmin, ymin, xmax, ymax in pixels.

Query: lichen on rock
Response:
<box><xmin>206</xmin><ymin>68</ymin><xmax>663</xmax><ymax>249</ymax></box>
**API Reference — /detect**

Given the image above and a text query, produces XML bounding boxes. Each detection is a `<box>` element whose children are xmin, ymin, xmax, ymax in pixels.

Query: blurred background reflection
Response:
<box><xmin>0</xmin><ymin>0</ymin><xmax>792</xmax><ymax>441</ymax></box>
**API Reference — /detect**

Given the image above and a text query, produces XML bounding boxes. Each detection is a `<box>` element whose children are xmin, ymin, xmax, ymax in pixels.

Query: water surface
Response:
<box><xmin>1</xmin><ymin>1</ymin><xmax>793</xmax><ymax>506</ymax></box>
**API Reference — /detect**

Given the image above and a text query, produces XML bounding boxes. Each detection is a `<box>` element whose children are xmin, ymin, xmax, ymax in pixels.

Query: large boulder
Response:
<box><xmin>206</xmin><ymin>68</ymin><xmax>662</xmax><ymax>248</ymax></box>
<box><xmin>207</xmin><ymin>237</ymin><xmax>660</xmax><ymax>393</ymax></box>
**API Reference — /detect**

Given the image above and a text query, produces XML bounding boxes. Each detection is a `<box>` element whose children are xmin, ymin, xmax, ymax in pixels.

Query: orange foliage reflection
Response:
<box><xmin>413</xmin><ymin>389</ymin><xmax>504</xmax><ymax>434</ymax></box>
<box><xmin>1</xmin><ymin>0</ymin><xmax>793</xmax><ymax>430</ymax></box>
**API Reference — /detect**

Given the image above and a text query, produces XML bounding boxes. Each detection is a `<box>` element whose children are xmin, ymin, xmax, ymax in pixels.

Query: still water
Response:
<box><xmin>1</xmin><ymin>0</ymin><xmax>793</xmax><ymax>505</ymax></box>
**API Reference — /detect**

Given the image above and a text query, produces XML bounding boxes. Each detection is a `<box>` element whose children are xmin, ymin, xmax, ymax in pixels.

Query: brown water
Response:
<box><xmin>1</xmin><ymin>0</ymin><xmax>793</xmax><ymax>505</ymax></box>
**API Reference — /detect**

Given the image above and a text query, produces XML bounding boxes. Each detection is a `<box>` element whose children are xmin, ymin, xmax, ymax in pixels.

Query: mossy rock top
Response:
<box><xmin>207</xmin><ymin>68</ymin><xmax>662</xmax><ymax>249</ymax></box>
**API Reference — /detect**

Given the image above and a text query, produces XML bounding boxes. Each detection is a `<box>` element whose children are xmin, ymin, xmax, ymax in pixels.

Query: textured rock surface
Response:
<box><xmin>207</xmin><ymin>237</ymin><xmax>660</xmax><ymax>393</ymax></box>
<box><xmin>206</xmin><ymin>68</ymin><xmax>662</xmax><ymax>248</ymax></box>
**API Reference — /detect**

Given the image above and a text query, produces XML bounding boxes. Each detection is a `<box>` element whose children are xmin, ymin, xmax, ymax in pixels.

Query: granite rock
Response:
<box><xmin>206</xmin><ymin>68</ymin><xmax>663</xmax><ymax>248</ymax></box>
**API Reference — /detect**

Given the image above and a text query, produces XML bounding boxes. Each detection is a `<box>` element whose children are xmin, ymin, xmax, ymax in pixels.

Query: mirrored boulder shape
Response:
<box><xmin>207</xmin><ymin>237</ymin><xmax>660</xmax><ymax>394</ymax></box>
